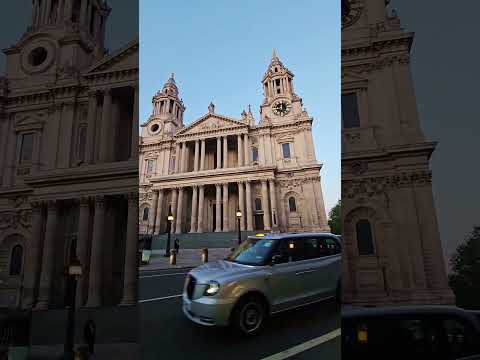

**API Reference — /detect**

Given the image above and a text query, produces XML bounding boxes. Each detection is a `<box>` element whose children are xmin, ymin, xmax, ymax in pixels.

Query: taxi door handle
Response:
<box><xmin>295</xmin><ymin>269</ymin><xmax>316</xmax><ymax>275</ymax></box>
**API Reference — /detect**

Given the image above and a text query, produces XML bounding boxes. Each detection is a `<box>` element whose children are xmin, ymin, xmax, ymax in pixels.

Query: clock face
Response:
<box><xmin>272</xmin><ymin>100</ymin><xmax>291</xmax><ymax>116</ymax></box>
<box><xmin>342</xmin><ymin>0</ymin><xmax>362</xmax><ymax>29</ymax></box>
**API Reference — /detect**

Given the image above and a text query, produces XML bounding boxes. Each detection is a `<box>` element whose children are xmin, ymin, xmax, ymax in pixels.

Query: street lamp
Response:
<box><xmin>236</xmin><ymin>209</ymin><xmax>242</xmax><ymax>245</ymax></box>
<box><xmin>165</xmin><ymin>213</ymin><xmax>174</xmax><ymax>257</ymax></box>
<box><xmin>64</xmin><ymin>254</ymin><xmax>82</xmax><ymax>360</ymax></box>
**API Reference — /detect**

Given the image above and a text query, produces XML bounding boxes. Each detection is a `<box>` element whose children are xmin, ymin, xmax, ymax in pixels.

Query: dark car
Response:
<box><xmin>342</xmin><ymin>306</ymin><xmax>480</xmax><ymax>360</ymax></box>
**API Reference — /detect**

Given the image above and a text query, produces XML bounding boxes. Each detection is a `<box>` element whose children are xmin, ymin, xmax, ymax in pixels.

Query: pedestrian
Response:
<box><xmin>174</xmin><ymin>238</ymin><xmax>180</xmax><ymax>254</ymax></box>
<box><xmin>83</xmin><ymin>319</ymin><xmax>96</xmax><ymax>356</ymax></box>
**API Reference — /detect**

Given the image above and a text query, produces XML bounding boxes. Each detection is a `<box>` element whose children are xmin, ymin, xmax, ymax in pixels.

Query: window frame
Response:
<box><xmin>281</xmin><ymin>143</ymin><xmax>291</xmax><ymax>159</ymax></box>
<box><xmin>342</xmin><ymin>92</ymin><xmax>361</xmax><ymax>129</ymax></box>
<box><xmin>9</xmin><ymin>244</ymin><xmax>24</xmax><ymax>276</ymax></box>
<box><xmin>356</xmin><ymin>219</ymin><xmax>375</xmax><ymax>256</ymax></box>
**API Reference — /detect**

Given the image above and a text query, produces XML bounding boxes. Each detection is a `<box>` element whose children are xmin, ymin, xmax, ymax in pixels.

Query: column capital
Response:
<box><xmin>46</xmin><ymin>200</ymin><xmax>57</xmax><ymax>210</ymax></box>
<box><xmin>88</xmin><ymin>89</ymin><xmax>99</xmax><ymax>98</ymax></box>
<box><xmin>260</xmin><ymin>179</ymin><xmax>268</xmax><ymax>185</ymax></box>
<box><xmin>30</xmin><ymin>201</ymin><xmax>43</xmax><ymax>210</ymax></box>
<box><xmin>215</xmin><ymin>183</ymin><xmax>222</xmax><ymax>189</ymax></box>
<box><xmin>79</xmin><ymin>196</ymin><xmax>91</xmax><ymax>206</ymax></box>
<box><xmin>94</xmin><ymin>195</ymin><xmax>106</xmax><ymax>206</ymax></box>
<box><xmin>191</xmin><ymin>184</ymin><xmax>199</xmax><ymax>190</ymax></box>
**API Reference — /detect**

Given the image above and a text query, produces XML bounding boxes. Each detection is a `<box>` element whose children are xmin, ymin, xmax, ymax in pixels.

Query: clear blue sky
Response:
<box><xmin>140</xmin><ymin>0</ymin><xmax>340</xmax><ymax>213</ymax></box>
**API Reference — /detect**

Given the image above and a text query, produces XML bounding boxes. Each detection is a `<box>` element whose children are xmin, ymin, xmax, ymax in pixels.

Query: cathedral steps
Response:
<box><xmin>144</xmin><ymin>231</ymin><xmax>257</xmax><ymax>249</ymax></box>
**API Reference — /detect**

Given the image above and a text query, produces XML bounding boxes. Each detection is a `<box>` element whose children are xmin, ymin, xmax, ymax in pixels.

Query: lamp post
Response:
<box><xmin>64</xmin><ymin>253</ymin><xmax>82</xmax><ymax>360</ymax></box>
<box><xmin>165</xmin><ymin>213</ymin><xmax>174</xmax><ymax>257</ymax></box>
<box><xmin>236</xmin><ymin>209</ymin><xmax>242</xmax><ymax>245</ymax></box>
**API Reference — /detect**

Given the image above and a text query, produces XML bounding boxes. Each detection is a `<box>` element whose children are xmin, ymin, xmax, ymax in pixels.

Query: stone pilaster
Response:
<box><xmin>216</xmin><ymin>137</ymin><xmax>222</xmax><ymax>169</ymax></box>
<box><xmin>245</xmin><ymin>181</ymin><xmax>253</xmax><ymax>231</ymax></box>
<box><xmin>86</xmin><ymin>196</ymin><xmax>106</xmax><ymax>307</ymax></box>
<box><xmin>237</xmin><ymin>135</ymin><xmax>243</xmax><ymax>167</ymax></box>
<box><xmin>148</xmin><ymin>190</ymin><xmax>159</xmax><ymax>234</ymax></box>
<box><xmin>200</xmin><ymin>139</ymin><xmax>206</xmax><ymax>170</ymax></box>
<box><xmin>238</xmin><ymin>182</ymin><xmax>245</xmax><ymax>231</ymax></box>
<box><xmin>215</xmin><ymin>184</ymin><xmax>222</xmax><ymax>232</ymax></box>
<box><xmin>197</xmin><ymin>185</ymin><xmax>205</xmax><ymax>233</ymax></box>
<box><xmin>154</xmin><ymin>190</ymin><xmax>164</xmax><ymax>234</ymax></box>
<box><xmin>261</xmin><ymin>180</ymin><xmax>271</xmax><ymax>231</ymax></box>
<box><xmin>36</xmin><ymin>200</ymin><xmax>58</xmax><ymax>309</ymax></box>
<box><xmin>175</xmin><ymin>187</ymin><xmax>184</xmax><ymax>234</ymax></box>
<box><xmin>99</xmin><ymin>88</ymin><xmax>112</xmax><ymax>162</ymax></box>
<box><xmin>269</xmin><ymin>179</ymin><xmax>278</xmax><ymax>229</ymax></box>
<box><xmin>223</xmin><ymin>183</ymin><xmax>229</xmax><ymax>231</ymax></box>
<box><xmin>190</xmin><ymin>186</ymin><xmax>198</xmax><ymax>233</ymax></box>
<box><xmin>223</xmin><ymin>136</ymin><xmax>228</xmax><ymax>168</ymax></box>
<box><xmin>76</xmin><ymin>197</ymin><xmax>90</xmax><ymax>308</ymax></box>
<box><xmin>121</xmin><ymin>193</ymin><xmax>139</xmax><ymax>305</ymax></box>
<box><xmin>194</xmin><ymin>140</ymin><xmax>200</xmax><ymax>172</ymax></box>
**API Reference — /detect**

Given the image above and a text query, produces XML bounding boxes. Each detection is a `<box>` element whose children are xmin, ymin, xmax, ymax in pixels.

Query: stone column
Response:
<box><xmin>261</xmin><ymin>180</ymin><xmax>271</xmax><ymax>230</ymax></box>
<box><xmin>154</xmin><ymin>190</ymin><xmax>164</xmax><ymax>234</ymax></box>
<box><xmin>194</xmin><ymin>140</ymin><xmax>200</xmax><ymax>172</ymax></box>
<box><xmin>130</xmin><ymin>85</ymin><xmax>139</xmax><ymax>159</ymax></box>
<box><xmin>197</xmin><ymin>185</ymin><xmax>205</xmax><ymax>233</ymax></box>
<box><xmin>22</xmin><ymin>201</ymin><xmax>44</xmax><ymax>308</ymax></box>
<box><xmin>245</xmin><ymin>181</ymin><xmax>254</xmax><ymax>231</ymax></box>
<box><xmin>223</xmin><ymin>136</ymin><xmax>228</xmax><ymax>168</ymax></box>
<box><xmin>237</xmin><ymin>135</ymin><xmax>243</xmax><ymax>167</ymax></box>
<box><xmin>216</xmin><ymin>137</ymin><xmax>222</xmax><ymax>169</ymax></box>
<box><xmin>238</xmin><ymin>182</ymin><xmax>246</xmax><ymax>231</ymax></box>
<box><xmin>170</xmin><ymin>189</ymin><xmax>178</xmax><ymax>234</ymax></box>
<box><xmin>148</xmin><ymin>190</ymin><xmax>159</xmax><ymax>234</ymax></box>
<box><xmin>85</xmin><ymin>90</ymin><xmax>97</xmax><ymax>164</ymax></box>
<box><xmin>36</xmin><ymin>200</ymin><xmax>58</xmax><ymax>309</ymax></box>
<box><xmin>200</xmin><ymin>139</ymin><xmax>206</xmax><ymax>170</ymax></box>
<box><xmin>80</xmin><ymin>0</ymin><xmax>88</xmax><ymax>25</ymax></box>
<box><xmin>181</xmin><ymin>142</ymin><xmax>188</xmax><ymax>172</ymax></box>
<box><xmin>190</xmin><ymin>186</ymin><xmax>198</xmax><ymax>233</ymax></box>
<box><xmin>99</xmin><ymin>88</ymin><xmax>112</xmax><ymax>162</ymax></box>
<box><xmin>269</xmin><ymin>180</ymin><xmax>278</xmax><ymax>229</ymax></box>
<box><xmin>215</xmin><ymin>184</ymin><xmax>222</xmax><ymax>232</ymax></box>
<box><xmin>223</xmin><ymin>183</ymin><xmax>229</xmax><ymax>231</ymax></box>
<box><xmin>76</xmin><ymin>197</ymin><xmax>90</xmax><ymax>308</ymax></box>
<box><xmin>175</xmin><ymin>188</ymin><xmax>184</xmax><ymax>234</ymax></box>
<box><xmin>86</xmin><ymin>196</ymin><xmax>106</xmax><ymax>307</ymax></box>
<box><xmin>244</xmin><ymin>134</ymin><xmax>250</xmax><ymax>166</ymax></box>
<box><xmin>174</xmin><ymin>143</ymin><xmax>181</xmax><ymax>173</ymax></box>
<box><xmin>121</xmin><ymin>193</ymin><xmax>139</xmax><ymax>305</ymax></box>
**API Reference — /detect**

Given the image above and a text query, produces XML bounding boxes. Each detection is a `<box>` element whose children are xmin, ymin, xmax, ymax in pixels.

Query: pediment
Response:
<box><xmin>341</xmin><ymin>69</ymin><xmax>369</xmax><ymax>89</ymax></box>
<box><xmin>84</xmin><ymin>38</ymin><xmax>138</xmax><ymax>74</ymax></box>
<box><xmin>176</xmin><ymin>113</ymin><xmax>247</xmax><ymax>136</ymax></box>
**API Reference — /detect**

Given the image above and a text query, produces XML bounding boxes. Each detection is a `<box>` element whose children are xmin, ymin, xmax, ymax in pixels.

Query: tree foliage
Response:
<box><xmin>448</xmin><ymin>225</ymin><xmax>480</xmax><ymax>309</ymax></box>
<box><xmin>328</xmin><ymin>200</ymin><xmax>341</xmax><ymax>235</ymax></box>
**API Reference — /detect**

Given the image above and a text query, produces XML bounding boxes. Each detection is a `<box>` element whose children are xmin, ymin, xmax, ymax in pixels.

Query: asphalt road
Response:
<box><xmin>139</xmin><ymin>267</ymin><xmax>341</xmax><ymax>360</ymax></box>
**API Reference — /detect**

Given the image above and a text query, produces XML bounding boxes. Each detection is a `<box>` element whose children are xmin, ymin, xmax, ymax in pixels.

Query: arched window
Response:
<box><xmin>143</xmin><ymin>207</ymin><xmax>150</xmax><ymax>222</ymax></box>
<box><xmin>288</xmin><ymin>197</ymin><xmax>297</xmax><ymax>212</ymax></box>
<box><xmin>356</xmin><ymin>219</ymin><xmax>374</xmax><ymax>255</ymax></box>
<box><xmin>255</xmin><ymin>198</ymin><xmax>262</xmax><ymax>211</ymax></box>
<box><xmin>9</xmin><ymin>245</ymin><xmax>23</xmax><ymax>276</ymax></box>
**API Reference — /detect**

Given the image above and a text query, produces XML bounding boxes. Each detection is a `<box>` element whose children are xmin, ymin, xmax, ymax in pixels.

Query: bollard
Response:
<box><xmin>170</xmin><ymin>249</ymin><xmax>177</xmax><ymax>265</ymax></box>
<box><xmin>202</xmin><ymin>248</ymin><xmax>208</xmax><ymax>263</ymax></box>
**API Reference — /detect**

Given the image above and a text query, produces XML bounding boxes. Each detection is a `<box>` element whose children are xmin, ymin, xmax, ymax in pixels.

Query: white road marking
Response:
<box><xmin>260</xmin><ymin>328</ymin><xmax>341</xmax><ymax>360</ymax></box>
<box><xmin>139</xmin><ymin>272</ymin><xmax>188</xmax><ymax>279</ymax></box>
<box><xmin>139</xmin><ymin>294</ymin><xmax>182</xmax><ymax>303</ymax></box>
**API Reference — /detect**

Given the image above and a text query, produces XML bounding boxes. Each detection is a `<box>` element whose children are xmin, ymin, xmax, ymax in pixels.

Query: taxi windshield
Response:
<box><xmin>226</xmin><ymin>238</ymin><xmax>277</xmax><ymax>266</ymax></box>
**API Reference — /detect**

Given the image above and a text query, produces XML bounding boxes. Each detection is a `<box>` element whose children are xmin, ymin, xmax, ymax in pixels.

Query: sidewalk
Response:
<box><xmin>140</xmin><ymin>248</ymin><xmax>233</xmax><ymax>271</ymax></box>
<box><xmin>28</xmin><ymin>342</ymin><xmax>139</xmax><ymax>359</ymax></box>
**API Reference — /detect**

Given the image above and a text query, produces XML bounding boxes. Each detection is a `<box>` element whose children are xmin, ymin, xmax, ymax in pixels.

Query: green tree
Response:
<box><xmin>448</xmin><ymin>225</ymin><xmax>480</xmax><ymax>309</ymax></box>
<box><xmin>328</xmin><ymin>200</ymin><xmax>341</xmax><ymax>235</ymax></box>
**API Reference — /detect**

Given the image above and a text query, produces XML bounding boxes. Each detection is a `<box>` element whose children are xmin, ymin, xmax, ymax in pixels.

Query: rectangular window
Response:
<box><xmin>146</xmin><ymin>159</ymin><xmax>156</xmax><ymax>174</ymax></box>
<box><xmin>169</xmin><ymin>99</ymin><xmax>174</xmax><ymax>113</ymax></box>
<box><xmin>19</xmin><ymin>133</ymin><xmax>34</xmax><ymax>163</ymax></box>
<box><xmin>342</xmin><ymin>93</ymin><xmax>360</xmax><ymax>128</ymax></box>
<box><xmin>252</xmin><ymin>147</ymin><xmax>258</xmax><ymax>162</ymax></box>
<box><xmin>282</xmin><ymin>143</ymin><xmax>291</xmax><ymax>159</ymax></box>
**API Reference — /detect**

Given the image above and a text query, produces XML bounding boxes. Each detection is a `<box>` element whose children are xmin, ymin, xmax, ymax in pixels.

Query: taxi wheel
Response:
<box><xmin>231</xmin><ymin>295</ymin><xmax>266</xmax><ymax>336</ymax></box>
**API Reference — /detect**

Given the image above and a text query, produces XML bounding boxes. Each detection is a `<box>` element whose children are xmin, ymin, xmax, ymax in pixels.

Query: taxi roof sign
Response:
<box><xmin>255</xmin><ymin>233</ymin><xmax>265</xmax><ymax>237</ymax></box>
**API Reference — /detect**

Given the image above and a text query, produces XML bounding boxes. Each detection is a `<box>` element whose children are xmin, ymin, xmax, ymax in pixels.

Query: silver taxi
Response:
<box><xmin>182</xmin><ymin>232</ymin><xmax>342</xmax><ymax>335</ymax></box>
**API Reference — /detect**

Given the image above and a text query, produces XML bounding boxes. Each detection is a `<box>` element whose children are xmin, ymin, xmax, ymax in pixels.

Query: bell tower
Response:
<box><xmin>260</xmin><ymin>50</ymin><xmax>303</xmax><ymax>124</ymax></box>
<box><xmin>142</xmin><ymin>73</ymin><xmax>185</xmax><ymax>138</ymax></box>
<box><xmin>3</xmin><ymin>0</ymin><xmax>111</xmax><ymax>86</ymax></box>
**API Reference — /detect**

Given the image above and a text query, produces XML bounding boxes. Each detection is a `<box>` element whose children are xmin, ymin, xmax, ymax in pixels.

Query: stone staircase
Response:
<box><xmin>147</xmin><ymin>231</ymin><xmax>257</xmax><ymax>249</ymax></box>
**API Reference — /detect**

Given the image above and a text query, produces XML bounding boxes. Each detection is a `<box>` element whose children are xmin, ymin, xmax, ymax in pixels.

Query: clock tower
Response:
<box><xmin>260</xmin><ymin>50</ymin><xmax>303</xmax><ymax>124</ymax></box>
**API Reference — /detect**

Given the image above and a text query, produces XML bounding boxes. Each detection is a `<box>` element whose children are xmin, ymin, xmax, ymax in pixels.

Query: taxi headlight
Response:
<box><xmin>204</xmin><ymin>281</ymin><xmax>220</xmax><ymax>296</ymax></box>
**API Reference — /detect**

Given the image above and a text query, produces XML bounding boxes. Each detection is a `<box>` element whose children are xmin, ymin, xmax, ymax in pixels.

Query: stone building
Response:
<box><xmin>341</xmin><ymin>0</ymin><xmax>454</xmax><ymax>305</ymax></box>
<box><xmin>0</xmin><ymin>0</ymin><xmax>138</xmax><ymax>309</ymax></box>
<box><xmin>139</xmin><ymin>52</ymin><xmax>329</xmax><ymax>236</ymax></box>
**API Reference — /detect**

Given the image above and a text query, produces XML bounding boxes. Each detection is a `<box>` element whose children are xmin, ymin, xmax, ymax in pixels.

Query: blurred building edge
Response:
<box><xmin>0</xmin><ymin>0</ymin><xmax>139</xmax><ymax>310</ymax></box>
<box><xmin>341</xmin><ymin>0</ymin><xmax>454</xmax><ymax>305</ymax></box>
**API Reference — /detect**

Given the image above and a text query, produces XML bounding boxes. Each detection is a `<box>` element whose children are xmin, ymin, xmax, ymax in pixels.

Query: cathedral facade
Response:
<box><xmin>139</xmin><ymin>52</ymin><xmax>330</xmax><ymax>236</ymax></box>
<box><xmin>341</xmin><ymin>0</ymin><xmax>454</xmax><ymax>305</ymax></box>
<box><xmin>0</xmin><ymin>0</ymin><xmax>138</xmax><ymax>309</ymax></box>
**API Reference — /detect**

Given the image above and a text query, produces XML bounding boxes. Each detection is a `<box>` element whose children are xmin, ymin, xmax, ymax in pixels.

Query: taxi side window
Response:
<box><xmin>276</xmin><ymin>239</ymin><xmax>305</xmax><ymax>263</ymax></box>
